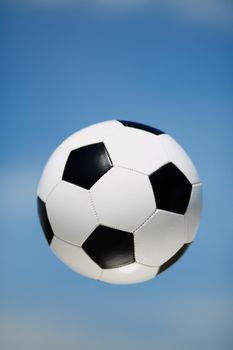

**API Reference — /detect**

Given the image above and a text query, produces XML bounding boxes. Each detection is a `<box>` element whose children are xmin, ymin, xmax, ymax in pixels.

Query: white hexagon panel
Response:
<box><xmin>90</xmin><ymin>167</ymin><xmax>156</xmax><ymax>232</ymax></box>
<box><xmin>134</xmin><ymin>210</ymin><xmax>185</xmax><ymax>267</ymax></box>
<box><xmin>104</xmin><ymin>124</ymin><xmax>168</xmax><ymax>175</ymax></box>
<box><xmin>37</xmin><ymin>120</ymin><xmax>202</xmax><ymax>284</ymax></box>
<box><xmin>46</xmin><ymin>181</ymin><xmax>98</xmax><ymax>246</ymax></box>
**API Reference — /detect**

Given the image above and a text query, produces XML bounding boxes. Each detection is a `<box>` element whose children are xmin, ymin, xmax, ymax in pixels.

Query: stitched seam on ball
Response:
<box><xmin>137</xmin><ymin>261</ymin><xmax>160</xmax><ymax>269</ymax></box>
<box><xmin>44</xmin><ymin>180</ymin><xmax>63</xmax><ymax>203</ymax></box>
<box><xmin>53</xmin><ymin>233</ymin><xmax>82</xmax><ymax>248</ymax></box>
<box><xmin>115</xmin><ymin>164</ymin><xmax>147</xmax><ymax>176</ymax></box>
<box><xmin>89</xmin><ymin>191</ymin><xmax>100</xmax><ymax>224</ymax></box>
<box><xmin>133</xmin><ymin>209</ymin><xmax>157</xmax><ymax>233</ymax></box>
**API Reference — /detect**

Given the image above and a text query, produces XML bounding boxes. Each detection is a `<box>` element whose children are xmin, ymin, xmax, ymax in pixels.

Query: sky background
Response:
<box><xmin>1</xmin><ymin>1</ymin><xmax>233</xmax><ymax>349</ymax></box>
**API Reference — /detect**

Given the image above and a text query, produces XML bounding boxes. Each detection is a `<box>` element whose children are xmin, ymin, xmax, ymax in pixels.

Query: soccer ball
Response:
<box><xmin>37</xmin><ymin>120</ymin><xmax>202</xmax><ymax>284</ymax></box>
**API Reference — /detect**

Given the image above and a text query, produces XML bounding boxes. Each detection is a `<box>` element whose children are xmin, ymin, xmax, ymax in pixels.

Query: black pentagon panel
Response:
<box><xmin>119</xmin><ymin>120</ymin><xmax>164</xmax><ymax>136</ymax></box>
<box><xmin>82</xmin><ymin>225</ymin><xmax>135</xmax><ymax>269</ymax></box>
<box><xmin>157</xmin><ymin>243</ymin><xmax>191</xmax><ymax>275</ymax></box>
<box><xmin>37</xmin><ymin>197</ymin><xmax>54</xmax><ymax>245</ymax></box>
<box><xmin>149</xmin><ymin>162</ymin><xmax>192</xmax><ymax>214</ymax></box>
<box><xmin>62</xmin><ymin>142</ymin><xmax>113</xmax><ymax>189</ymax></box>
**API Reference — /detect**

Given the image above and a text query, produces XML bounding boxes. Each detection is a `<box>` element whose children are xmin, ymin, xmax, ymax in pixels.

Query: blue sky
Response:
<box><xmin>1</xmin><ymin>1</ymin><xmax>233</xmax><ymax>349</ymax></box>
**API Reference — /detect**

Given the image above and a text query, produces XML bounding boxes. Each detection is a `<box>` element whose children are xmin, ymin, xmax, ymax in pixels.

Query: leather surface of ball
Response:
<box><xmin>37</xmin><ymin>120</ymin><xmax>202</xmax><ymax>284</ymax></box>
